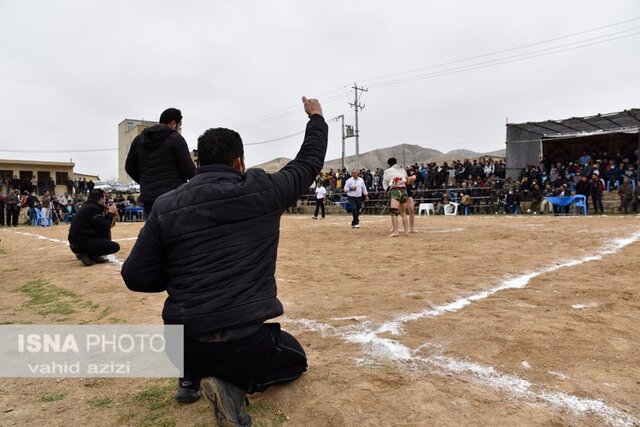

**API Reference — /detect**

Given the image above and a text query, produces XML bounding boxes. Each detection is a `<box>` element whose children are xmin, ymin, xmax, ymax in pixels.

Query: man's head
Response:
<box><xmin>197</xmin><ymin>128</ymin><xmax>245</xmax><ymax>172</ymax></box>
<box><xmin>387</xmin><ymin>157</ymin><xmax>397</xmax><ymax>167</ymax></box>
<box><xmin>159</xmin><ymin>108</ymin><xmax>182</xmax><ymax>131</ymax></box>
<box><xmin>351</xmin><ymin>169</ymin><xmax>358</xmax><ymax>178</ymax></box>
<box><xmin>88</xmin><ymin>189</ymin><xmax>106</xmax><ymax>205</ymax></box>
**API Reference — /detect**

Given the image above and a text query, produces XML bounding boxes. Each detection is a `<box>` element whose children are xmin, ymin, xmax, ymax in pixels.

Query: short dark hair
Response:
<box><xmin>387</xmin><ymin>157</ymin><xmax>397</xmax><ymax>167</ymax></box>
<box><xmin>88</xmin><ymin>189</ymin><xmax>105</xmax><ymax>202</ymax></box>
<box><xmin>159</xmin><ymin>108</ymin><xmax>182</xmax><ymax>125</ymax></box>
<box><xmin>197</xmin><ymin>128</ymin><xmax>244</xmax><ymax>166</ymax></box>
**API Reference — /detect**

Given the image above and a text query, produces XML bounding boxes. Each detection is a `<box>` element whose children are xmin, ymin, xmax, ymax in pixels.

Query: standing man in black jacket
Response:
<box><xmin>121</xmin><ymin>97</ymin><xmax>327</xmax><ymax>426</ymax></box>
<box><xmin>68</xmin><ymin>189</ymin><xmax>120</xmax><ymax>266</ymax></box>
<box><xmin>125</xmin><ymin>108</ymin><xmax>196</xmax><ymax>216</ymax></box>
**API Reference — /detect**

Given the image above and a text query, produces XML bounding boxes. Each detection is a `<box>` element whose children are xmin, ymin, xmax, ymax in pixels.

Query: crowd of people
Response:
<box><xmin>0</xmin><ymin>188</ymin><xmax>144</xmax><ymax>227</ymax></box>
<box><xmin>306</xmin><ymin>148</ymin><xmax>640</xmax><ymax>216</ymax></box>
<box><xmin>0</xmin><ymin>175</ymin><xmax>97</xmax><ymax>198</ymax></box>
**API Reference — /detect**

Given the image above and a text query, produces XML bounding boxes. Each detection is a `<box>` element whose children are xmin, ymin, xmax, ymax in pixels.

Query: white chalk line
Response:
<box><xmin>6</xmin><ymin>230</ymin><xmax>127</xmax><ymax>266</ymax></box>
<box><xmin>7</xmin><ymin>227</ymin><xmax>640</xmax><ymax>424</ymax></box>
<box><xmin>286</xmin><ymin>317</ymin><xmax>638</xmax><ymax>427</ymax></box>
<box><xmin>377</xmin><ymin>230</ymin><xmax>640</xmax><ymax>336</ymax></box>
<box><xmin>282</xmin><ymin>229</ymin><xmax>640</xmax><ymax>426</ymax></box>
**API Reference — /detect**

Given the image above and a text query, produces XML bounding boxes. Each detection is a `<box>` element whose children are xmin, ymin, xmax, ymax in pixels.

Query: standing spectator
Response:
<box><xmin>575</xmin><ymin>174</ymin><xmax>591</xmax><ymax>208</ymax></box>
<box><xmin>40</xmin><ymin>191</ymin><xmax>51</xmax><ymax>219</ymax></box>
<box><xmin>312</xmin><ymin>181</ymin><xmax>326</xmax><ymax>219</ymax></box>
<box><xmin>618</xmin><ymin>178</ymin><xmax>633</xmax><ymax>214</ymax></box>
<box><xmin>5</xmin><ymin>189</ymin><xmax>20</xmax><ymax>226</ymax></box>
<box><xmin>26</xmin><ymin>192</ymin><xmax>40</xmax><ymax>225</ymax></box>
<box><xmin>66</xmin><ymin>177</ymin><xmax>74</xmax><ymax>195</ymax></box>
<box><xmin>343</xmin><ymin>169</ymin><xmax>369</xmax><ymax>229</ymax></box>
<box><xmin>0</xmin><ymin>193</ymin><xmax>4</xmax><ymax>225</ymax></box>
<box><xmin>591</xmin><ymin>173</ymin><xmax>605</xmax><ymax>215</ymax></box>
<box><xmin>125</xmin><ymin>107</ymin><xmax>196</xmax><ymax>216</ymax></box>
<box><xmin>87</xmin><ymin>179</ymin><xmax>95</xmax><ymax>193</ymax></box>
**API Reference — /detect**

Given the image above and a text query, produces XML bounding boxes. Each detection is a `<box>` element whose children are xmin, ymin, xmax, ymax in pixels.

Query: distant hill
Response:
<box><xmin>251</xmin><ymin>145</ymin><xmax>506</xmax><ymax>172</ymax></box>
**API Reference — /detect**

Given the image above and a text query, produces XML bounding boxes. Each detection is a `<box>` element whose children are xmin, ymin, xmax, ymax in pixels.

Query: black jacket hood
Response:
<box><xmin>141</xmin><ymin>124</ymin><xmax>176</xmax><ymax>149</ymax></box>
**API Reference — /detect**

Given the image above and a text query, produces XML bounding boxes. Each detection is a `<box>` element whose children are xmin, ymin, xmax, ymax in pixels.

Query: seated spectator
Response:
<box><xmin>67</xmin><ymin>189</ymin><xmax>120</xmax><ymax>266</ymax></box>
<box><xmin>539</xmin><ymin>183</ymin><xmax>556</xmax><ymax>214</ymax></box>
<box><xmin>505</xmin><ymin>190</ymin><xmax>520</xmax><ymax>214</ymax></box>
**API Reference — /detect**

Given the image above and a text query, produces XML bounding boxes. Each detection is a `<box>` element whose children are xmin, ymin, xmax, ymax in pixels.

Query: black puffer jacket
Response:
<box><xmin>68</xmin><ymin>200</ymin><xmax>114</xmax><ymax>243</ymax></box>
<box><xmin>125</xmin><ymin>124</ymin><xmax>196</xmax><ymax>203</ymax></box>
<box><xmin>121</xmin><ymin>115</ymin><xmax>328</xmax><ymax>337</ymax></box>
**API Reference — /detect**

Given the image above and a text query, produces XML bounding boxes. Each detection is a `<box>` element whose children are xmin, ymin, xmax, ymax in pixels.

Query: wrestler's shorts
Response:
<box><xmin>390</xmin><ymin>189</ymin><xmax>409</xmax><ymax>203</ymax></box>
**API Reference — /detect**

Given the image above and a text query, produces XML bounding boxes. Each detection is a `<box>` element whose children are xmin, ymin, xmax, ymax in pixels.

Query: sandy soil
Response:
<box><xmin>0</xmin><ymin>213</ymin><xmax>639</xmax><ymax>426</ymax></box>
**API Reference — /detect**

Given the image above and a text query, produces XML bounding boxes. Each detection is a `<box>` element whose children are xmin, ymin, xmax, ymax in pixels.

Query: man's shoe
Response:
<box><xmin>312</xmin><ymin>216</ymin><xmax>317</xmax><ymax>220</ymax></box>
<box><xmin>76</xmin><ymin>254</ymin><xmax>95</xmax><ymax>266</ymax></box>
<box><xmin>354</xmin><ymin>224</ymin><xmax>360</xmax><ymax>228</ymax></box>
<box><xmin>91</xmin><ymin>256</ymin><xmax>109</xmax><ymax>264</ymax></box>
<box><xmin>200</xmin><ymin>377</ymin><xmax>251</xmax><ymax>427</ymax></box>
<box><xmin>175</xmin><ymin>378</ymin><xmax>200</xmax><ymax>403</ymax></box>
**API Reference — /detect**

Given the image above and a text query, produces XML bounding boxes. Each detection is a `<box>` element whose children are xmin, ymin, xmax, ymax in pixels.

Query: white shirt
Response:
<box><xmin>315</xmin><ymin>186</ymin><xmax>326</xmax><ymax>199</ymax></box>
<box><xmin>344</xmin><ymin>177</ymin><xmax>368</xmax><ymax>197</ymax></box>
<box><xmin>382</xmin><ymin>165</ymin><xmax>408</xmax><ymax>191</ymax></box>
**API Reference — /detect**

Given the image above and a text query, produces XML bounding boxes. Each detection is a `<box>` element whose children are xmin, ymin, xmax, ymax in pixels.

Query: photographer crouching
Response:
<box><xmin>68</xmin><ymin>189</ymin><xmax>120</xmax><ymax>266</ymax></box>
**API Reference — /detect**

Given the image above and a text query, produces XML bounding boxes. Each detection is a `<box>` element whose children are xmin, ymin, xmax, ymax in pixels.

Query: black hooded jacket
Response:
<box><xmin>125</xmin><ymin>124</ymin><xmax>196</xmax><ymax>203</ymax></box>
<box><xmin>121</xmin><ymin>115</ymin><xmax>328</xmax><ymax>337</ymax></box>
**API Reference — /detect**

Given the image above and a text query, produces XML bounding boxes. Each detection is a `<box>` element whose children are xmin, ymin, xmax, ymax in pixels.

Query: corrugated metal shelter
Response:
<box><xmin>505</xmin><ymin>108</ymin><xmax>640</xmax><ymax>179</ymax></box>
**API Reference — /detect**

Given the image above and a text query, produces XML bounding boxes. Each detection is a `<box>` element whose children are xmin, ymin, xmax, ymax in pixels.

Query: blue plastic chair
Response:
<box><xmin>573</xmin><ymin>194</ymin><xmax>587</xmax><ymax>216</ymax></box>
<box><xmin>34</xmin><ymin>208</ymin><xmax>52</xmax><ymax>226</ymax></box>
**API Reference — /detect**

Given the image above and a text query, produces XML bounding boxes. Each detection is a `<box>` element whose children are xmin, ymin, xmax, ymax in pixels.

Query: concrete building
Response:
<box><xmin>0</xmin><ymin>159</ymin><xmax>74</xmax><ymax>196</ymax></box>
<box><xmin>117</xmin><ymin>118</ymin><xmax>157</xmax><ymax>183</ymax></box>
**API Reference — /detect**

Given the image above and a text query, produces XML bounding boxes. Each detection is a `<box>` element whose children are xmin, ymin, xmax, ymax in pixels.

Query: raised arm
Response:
<box><xmin>269</xmin><ymin>97</ymin><xmax>328</xmax><ymax>209</ymax></box>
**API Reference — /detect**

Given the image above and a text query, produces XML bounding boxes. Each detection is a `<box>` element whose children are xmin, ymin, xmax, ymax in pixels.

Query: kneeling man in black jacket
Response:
<box><xmin>68</xmin><ymin>189</ymin><xmax>120</xmax><ymax>266</ymax></box>
<box><xmin>121</xmin><ymin>97</ymin><xmax>328</xmax><ymax>426</ymax></box>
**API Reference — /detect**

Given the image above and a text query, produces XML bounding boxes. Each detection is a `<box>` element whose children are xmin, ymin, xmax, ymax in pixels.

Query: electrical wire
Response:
<box><xmin>359</xmin><ymin>16</ymin><xmax>640</xmax><ymax>85</ymax></box>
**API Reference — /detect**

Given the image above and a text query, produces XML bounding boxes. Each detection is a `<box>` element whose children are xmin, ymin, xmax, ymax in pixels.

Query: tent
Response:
<box><xmin>505</xmin><ymin>109</ymin><xmax>640</xmax><ymax>179</ymax></box>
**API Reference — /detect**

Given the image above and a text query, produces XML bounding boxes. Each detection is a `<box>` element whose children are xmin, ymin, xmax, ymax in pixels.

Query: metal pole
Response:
<box><xmin>340</xmin><ymin>115</ymin><xmax>345</xmax><ymax>171</ymax></box>
<box><xmin>354</xmin><ymin>90</ymin><xmax>360</xmax><ymax>170</ymax></box>
<box><xmin>402</xmin><ymin>144</ymin><xmax>406</xmax><ymax>167</ymax></box>
<box><xmin>350</xmin><ymin>83</ymin><xmax>367</xmax><ymax>170</ymax></box>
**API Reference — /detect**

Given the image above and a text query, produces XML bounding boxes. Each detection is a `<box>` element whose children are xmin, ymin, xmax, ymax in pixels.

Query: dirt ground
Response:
<box><xmin>0</xmin><ymin>213</ymin><xmax>639</xmax><ymax>427</ymax></box>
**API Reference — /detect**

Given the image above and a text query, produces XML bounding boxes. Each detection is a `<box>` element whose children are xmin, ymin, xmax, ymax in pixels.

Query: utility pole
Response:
<box><xmin>337</xmin><ymin>115</ymin><xmax>345</xmax><ymax>171</ymax></box>
<box><xmin>348</xmin><ymin>83</ymin><xmax>368</xmax><ymax>170</ymax></box>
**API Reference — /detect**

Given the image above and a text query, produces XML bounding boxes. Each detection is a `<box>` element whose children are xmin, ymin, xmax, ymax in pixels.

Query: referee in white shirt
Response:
<box><xmin>343</xmin><ymin>169</ymin><xmax>369</xmax><ymax>228</ymax></box>
<box><xmin>313</xmin><ymin>181</ymin><xmax>326</xmax><ymax>219</ymax></box>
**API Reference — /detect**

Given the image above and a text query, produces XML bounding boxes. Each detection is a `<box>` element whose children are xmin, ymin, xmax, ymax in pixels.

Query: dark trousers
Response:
<box><xmin>348</xmin><ymin>196</ymin><xmax>362</xmax><ymax>226</ymax></box>
<box><xmin>70</xmin><ymin>239</ymin><xmax>120</xmax><ymax>258</ymax></box>
<box><xmin>314</xmin><ymin>198</ymin><xmax>325</xmax><ymax>218</ymax></box>
<box><xmin>6</xmin><ymin>205</ymin><xmax>19</xmax><ymax>226</ymax></box>
<box><xmin>183</xmin><ymin>323</ymin><xmax>307</xmax><ymax>393</ymax></box>
<box><xmin>0</xmin><ymin>204</ymin><xmax>4</xmax><ymax>225</ymax></box>
<box><xmin>592</xmin><ymin>196</ymin><xmax>604</xmax><ymax>214</ymax></box>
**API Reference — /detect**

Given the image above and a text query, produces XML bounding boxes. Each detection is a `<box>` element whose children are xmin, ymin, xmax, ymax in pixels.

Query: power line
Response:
<box><xmin>359</xmin><ymin>16</ymin><xmax>640</xmax><ymax>86</ymax></box>
<box><xmin>367</xmin><ymin>27</ymin><xmax>640</xmax><ymax>89</ymax></box>
<box><xmin>230</xmin><ymin>17</ymin><xmax>640</xmax><ymax>145</ymax></box>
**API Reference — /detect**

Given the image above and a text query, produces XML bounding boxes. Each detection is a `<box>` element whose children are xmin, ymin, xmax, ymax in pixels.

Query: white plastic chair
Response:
<box><xmin>418</xmin><ymin>203</ymin><xmax>435</xmax><ymax>216</ymax></box>
<box><xmin>443</xmin><ymin>202</ymin><xmax>459</xmax><ymax>216</ymax></box>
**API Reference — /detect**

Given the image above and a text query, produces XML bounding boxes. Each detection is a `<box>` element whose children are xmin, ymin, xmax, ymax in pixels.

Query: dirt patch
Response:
<box><xmin>0</xmin><ymin>214</ymin><xmax>639</xmax><ymax>426</ymax></box>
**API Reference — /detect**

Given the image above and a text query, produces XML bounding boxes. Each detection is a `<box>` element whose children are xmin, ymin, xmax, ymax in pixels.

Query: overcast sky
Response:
<box><xmin>1</xmin><ymin>0</ymin><xmax>639</xmax><ymax>179</ymax></box>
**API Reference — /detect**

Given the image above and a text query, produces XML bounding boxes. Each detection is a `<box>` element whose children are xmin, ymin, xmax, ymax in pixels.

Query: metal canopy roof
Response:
<box><xmin>509</xmin><ymin>108</ymin><xmax>640</xmax><ymax>137</ymax></box>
